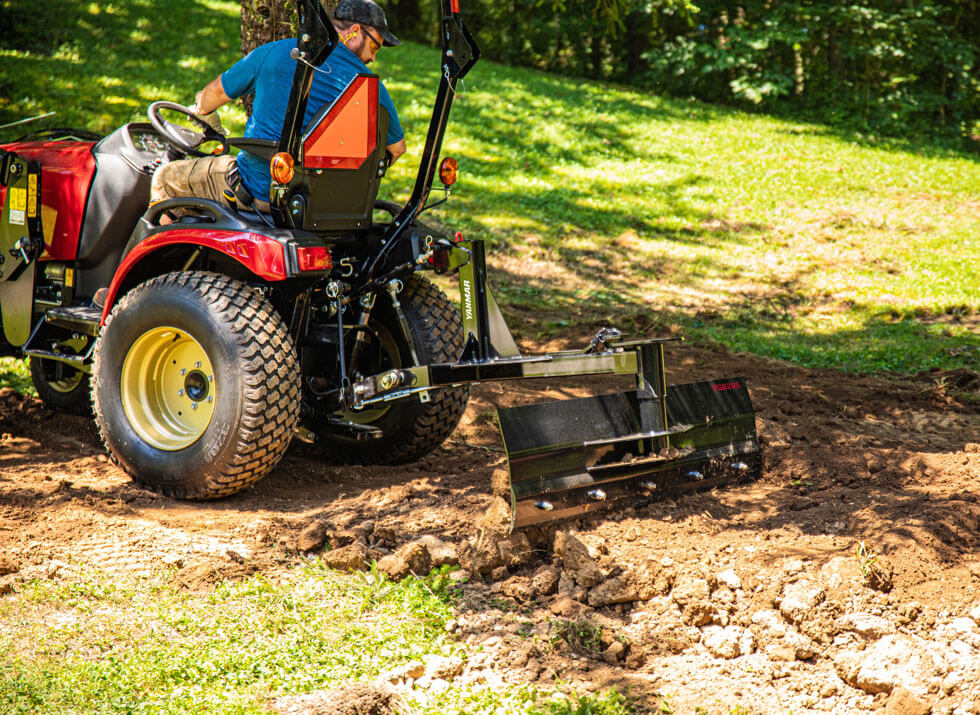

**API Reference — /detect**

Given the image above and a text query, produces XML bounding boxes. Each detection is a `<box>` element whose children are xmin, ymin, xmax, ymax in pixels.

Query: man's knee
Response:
<box><xmin>150</xmin><ymin>155</ymin><xmax>234</xmax><ymax>205</ymax></box>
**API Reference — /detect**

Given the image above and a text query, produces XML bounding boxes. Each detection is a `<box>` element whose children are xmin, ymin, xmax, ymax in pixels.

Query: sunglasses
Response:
<box><xmin>362</xmin><ymin>26</ymin><xmax>383</xmax><ymax>51</ymax></box>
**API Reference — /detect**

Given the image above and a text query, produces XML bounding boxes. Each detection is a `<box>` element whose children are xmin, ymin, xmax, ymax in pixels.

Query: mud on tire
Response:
<box><xmin>92</xmin><ymin>271</ymin><xmax>300</xmax><ymax>498</ymax></box>
<box><xmin>317</xmin><ymin>274</ymin><xmax>469</xmax><ymax>465</ymax></box>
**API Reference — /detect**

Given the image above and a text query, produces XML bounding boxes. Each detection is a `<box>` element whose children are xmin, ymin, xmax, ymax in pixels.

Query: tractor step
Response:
<box><xmin>44</xmin><ymin>304</ymin><xmax>101</xmax><ymax>336</ymax></box>
<box><xmin>498</xmin><ymin>378</ymin><xmax>760</xmax><ymax>529</ymax></box>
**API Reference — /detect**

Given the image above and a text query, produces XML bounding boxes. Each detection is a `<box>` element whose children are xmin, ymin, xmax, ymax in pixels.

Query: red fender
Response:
<box><xmin>101</xmin><ymin>228</ymin><xmax>286</xmax><ymax>322</ymax></box>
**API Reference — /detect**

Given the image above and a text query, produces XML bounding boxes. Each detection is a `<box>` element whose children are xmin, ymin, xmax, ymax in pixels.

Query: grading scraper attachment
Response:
<box><xmin>347</xmin><ymin>238</ymin><xmax>761</xmax><ymax>530</ymax></box>
<box><xmin>497</xmin><ymin>341</ymin><xmax>761</xmax><ymax>529</ymax></box>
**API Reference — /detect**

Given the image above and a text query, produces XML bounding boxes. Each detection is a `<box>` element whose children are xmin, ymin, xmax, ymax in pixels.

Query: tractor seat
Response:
<box><xmin>277</xmin><ymin>73</ymin><xmax>391</xmax><ymax>233</ymax></box>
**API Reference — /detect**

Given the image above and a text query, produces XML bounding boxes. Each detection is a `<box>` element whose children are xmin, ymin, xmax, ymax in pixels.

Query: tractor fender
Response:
<box><xmin>101</xmin><ymin>228</ymin><xmax>287</xmax><ymax>322</ymax></box>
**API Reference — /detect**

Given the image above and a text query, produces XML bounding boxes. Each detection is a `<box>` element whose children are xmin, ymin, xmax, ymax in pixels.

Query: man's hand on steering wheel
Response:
<box><xmin>147</xmin><ymin>101</ymin><xmax>229</xmax><ymax>158</ymax></box>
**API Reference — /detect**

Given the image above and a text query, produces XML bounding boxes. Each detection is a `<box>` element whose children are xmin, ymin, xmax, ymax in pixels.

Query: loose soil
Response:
<box><xmin>1</xmin><ymin>341</ymin><xmax>979</xmax><ymax>714</ymax></box>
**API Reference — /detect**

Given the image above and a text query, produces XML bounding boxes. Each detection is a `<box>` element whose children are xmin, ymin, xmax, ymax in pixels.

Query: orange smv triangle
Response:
<box><xmin>303</xmin><ymin>76</ymin><xmax>378</xmax><ymax>169</ymax></box>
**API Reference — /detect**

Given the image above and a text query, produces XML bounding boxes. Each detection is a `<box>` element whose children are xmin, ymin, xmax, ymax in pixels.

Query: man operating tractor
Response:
<box><xmin>150</xmin><ymin>0</ymin><xmax>406</xmax><ymax>215</ymax></box>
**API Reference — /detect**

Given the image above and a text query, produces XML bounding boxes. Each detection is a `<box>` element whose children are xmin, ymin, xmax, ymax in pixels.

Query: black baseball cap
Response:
<box><xmin>332</xmin><ymin>0</ymin><xmax>401</xmax><ymax>47</ymax></box>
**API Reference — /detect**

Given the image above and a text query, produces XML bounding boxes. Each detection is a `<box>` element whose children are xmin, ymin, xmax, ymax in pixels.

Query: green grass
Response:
<box><xmin>0</xmin><ymin>562</ymin><xmax>553</xmax><ymax>714</ymax></box>
<box><xmin>2</xmin><ymin>0</ymin><xmax>978</xmax><ymax>376</ymax></box>
<box><xmin>0</xmin><ymin>357</ymin><xmax>31</xmax><ymax>394</ymax></box>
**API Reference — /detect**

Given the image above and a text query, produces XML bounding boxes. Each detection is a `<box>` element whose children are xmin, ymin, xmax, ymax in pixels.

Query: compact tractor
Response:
<box><xmin>0</xmin><ymin>0</ymin><xmax>760</xmax><ymax>528</ymax></box>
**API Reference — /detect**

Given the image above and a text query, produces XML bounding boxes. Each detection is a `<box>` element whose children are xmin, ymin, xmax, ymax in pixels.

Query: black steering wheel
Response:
<box><xmin>147</xmin><ymin>101</ymin><xmax>228</xmax><ymax>157</ymax></box>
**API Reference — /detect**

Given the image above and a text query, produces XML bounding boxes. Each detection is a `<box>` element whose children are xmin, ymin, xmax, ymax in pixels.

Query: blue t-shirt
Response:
<box><xmin>221</xmin><ymin>40</ymin><xmax>404</xmax><ymax>201</ymax></box>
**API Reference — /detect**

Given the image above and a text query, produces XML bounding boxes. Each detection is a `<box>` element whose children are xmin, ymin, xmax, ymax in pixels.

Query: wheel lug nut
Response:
<box><xmin>207</xmin><ymin>396</ymin><xmax>213</xmax><ymax>403</ymax></box>
<box><xmin>195</xmin><ymin>361</ymin><xmax>202</xmax><ymax>368</ymax></box>
<box><xmin>179</xmin><ymin>368</ymin><xmax>186</xmax><ymax>375</ymax></box>
<box><xmin>178</xmin><ymin>388</ymin><xmax>185</xmax><ymax>396</ymax></box>
<box><xmin>191</xmin><ymin>403</ymin><xmax>198</xmax><ymax>410</ymax></box>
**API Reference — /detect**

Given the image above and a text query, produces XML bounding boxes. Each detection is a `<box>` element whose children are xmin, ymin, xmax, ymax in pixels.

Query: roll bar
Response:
<box><xmin>271</xmin><ymin>0</ymin><xmax>480</xmax><ymax>253</ymax></box>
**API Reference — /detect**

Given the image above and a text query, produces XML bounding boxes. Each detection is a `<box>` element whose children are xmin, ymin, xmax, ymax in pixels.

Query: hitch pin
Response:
<box><xmin>14</xmin><ymin>238</ymin><xmax>33</xmax><ymax>264</ymax></box>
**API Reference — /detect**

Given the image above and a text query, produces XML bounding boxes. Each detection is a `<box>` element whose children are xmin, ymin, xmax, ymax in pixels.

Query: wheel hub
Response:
<box><xmin>121</xmin><ymin>327</ymin><xmax>217</xmax><ymax>451</ymax></box>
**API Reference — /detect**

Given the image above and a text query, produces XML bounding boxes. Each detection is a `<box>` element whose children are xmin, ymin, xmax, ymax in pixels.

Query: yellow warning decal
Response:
<box><xmin>8</xmin><ymin>187</ymin><xmax>26</xmax><ymax>225</ymax></box>
<box><xmin>65</xmin><ymin>268</ymin><xmax>74</xmax><ymax>287</ymax></box>
<box><xmin>27</xmin><ymin>174</ymin><xmax>38</xmax><ymax>218</ymax></box>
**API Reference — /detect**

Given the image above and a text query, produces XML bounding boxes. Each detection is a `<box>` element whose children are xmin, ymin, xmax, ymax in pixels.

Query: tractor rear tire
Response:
<box><xmin>317</xmin><ymin>274</ymin><xmax>469</xmax><ymax>465</ymax></box>
<box><xmin>92</xmin><ymin>271</ymin><xmax>300</xmax><ymax>499</ymax></box>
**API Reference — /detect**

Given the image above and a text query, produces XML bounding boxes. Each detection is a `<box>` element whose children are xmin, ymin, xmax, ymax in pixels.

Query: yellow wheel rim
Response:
<box><xmin>121</xmin><ymin>327</ymin><xmax>217</xmax><ymax>451</ymax></box>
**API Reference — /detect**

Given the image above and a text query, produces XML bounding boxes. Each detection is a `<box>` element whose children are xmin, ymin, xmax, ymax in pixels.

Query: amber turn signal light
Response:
<box><xmin>270</xmin><ymin>152</ymin><xmax>295</xmax><ymax>184</ymax></box>
<box><xmin>438</xmin><ymin>157</ymin><xmax>458</xmax><ymax>186</ymax></box>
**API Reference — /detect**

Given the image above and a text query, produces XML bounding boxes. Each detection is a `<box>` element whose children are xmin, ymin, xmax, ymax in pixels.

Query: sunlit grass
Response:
<box><xmin>0</xmin><ymin>562</ymin><xmax>625</xmax><ymax>714</ymax></box>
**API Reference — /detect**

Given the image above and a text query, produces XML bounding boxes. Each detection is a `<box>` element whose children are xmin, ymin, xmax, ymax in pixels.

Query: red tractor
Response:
<box><xmin>0</xmin><ymin>0</ymin><xmax>760</xmax><ymax>529</ymax></box>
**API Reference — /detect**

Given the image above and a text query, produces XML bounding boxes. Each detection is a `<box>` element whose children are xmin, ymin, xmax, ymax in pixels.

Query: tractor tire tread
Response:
<box><xmin>93</xmin><ymin>271</ymin><xmax>299</xmax><ymax>499</ymax></box>
<box><xmin>321</xmin><ymin>274</ymin><xmax>469</xmax><ymax>465</ymax></box>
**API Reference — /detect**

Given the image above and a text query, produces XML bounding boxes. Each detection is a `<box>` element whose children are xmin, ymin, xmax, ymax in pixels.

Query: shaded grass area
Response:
<box><xmin>1</xmin><ymin>0</ymin><xmax>977</xmax><ymax>378</ymax></box>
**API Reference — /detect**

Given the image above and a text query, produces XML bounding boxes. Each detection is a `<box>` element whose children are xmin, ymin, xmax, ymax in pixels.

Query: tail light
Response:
<box><xmin>296</xmin><ymin>245</ymin><xmax>332</xmax><ymax>271</ymax></box>
<box><xmin>271</xmin><ymin>152</ymin><xmax>295</xmax><ymax>184</ymax></box>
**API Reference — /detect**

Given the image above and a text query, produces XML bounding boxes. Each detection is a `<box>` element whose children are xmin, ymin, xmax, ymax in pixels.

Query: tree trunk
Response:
<box><xmin>239</xmin><ymin>0</ymin><xmax>295</xmax><ymax>115</ymax></box>
<box><xmin>241</xmin><ymin>0</ymin><xmax>295</xmax><ymax>57</ymax></box>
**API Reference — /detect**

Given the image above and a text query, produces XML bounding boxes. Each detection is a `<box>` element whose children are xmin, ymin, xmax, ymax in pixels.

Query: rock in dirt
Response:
<box><xmin>489</xmin><ymin>566</ymin><xmax>509</xmax><ymax>583</ymax></box>
<box><xmin>553</xmin><ymin>531</ymin><xmax>603</xmax><ymax>588</ymax></box>
<box><xmin>767</xmin><ymin>645</ymin><xmax>797</xmax><ymax>662</ymax></box>
<box><xmin>531</xmin><ymin>565</ymin><xmax>560</xmax><ymax>597</ymax></box>
<box><xmin>422</xmin><ymin>654</ymin><xmax>463</xmax><ymax>680</ymax></box>
<box><xmin>322</xmin><ymin>543</ymin><xmax>370</xmax><ymax>572</ymax></box>
<box><xmin>884</xmin><ymin>687</ymin><xmax>931</xmax><ymax>715</ymax></box>
<box><xmin>717</xmin><ymin>569</ymin><xmax>741</xmax><ymax>591</ymax></box>
<box><xmin>377</xmin><ymin>542</ymin><xmax>431</xmax><ymax>580</ymax></box>
<box><xmin>819</xmin><ymin>556</ymin><xmax>864</xmax><ymax>594</ymax></box>
<box><xmin>271</xmin><ymin>682</ymin><xmax>410</xmax><ymax>714</ymax></box>
<box><xmin>416</xmin><ymin>535</ymin><xmax>457</xmax><ymax>567</ymax></box>
<box><xmin>297</xmin><ymin>520</ymin><xmax>330</xmax><ymax>553</ymax></box>
<box><xmin>757</xmin><ymin>418</ymin><xmax>792</xmax><ymax>448</ymax></box>
<box><xmin>588</xmin><ymin>574</ymin><xmax>638</xmax><ymax>607</ymax></box>
<box><xmin>970</xmin><ymin>602</ymin><xmax>980</xmax><ymax>625</ymax></box>
<box><xmin>457</xmin><ymin>497</ymin><xmax>511</xmax><ymax>576</ymax></box>
<box><xmin>702</xmin><ymin>625</ymin><xmax>753</xmax><ymax>659</ymax></box>
<box><xmin>777</xmin><ymin>580</ymin><xmax>825</xmax><ymax>623</ymax></box>
<box><xmin>0</xmin><ymin>557</ymin><xmax>17</xmax><ymax>576</ymax></box>
<box><xmin>834</xmin><ymin>634</ymin><xmax>934</xmax><ymax>696</ymax></box>
<box><xmin>497</xmin><ymin>531</ymin><xmax>533</xmax><ymax>569</ymax></box>
<box><xmin>601</xmin><ymin>639</ymin><xmax>626</xmax><ymax>664</ymax></box>
<box><xmin>672</xmin><ymin>576</ymin><xmax>713</xmax><ymax>626</ymax></box>
<box><xmin>0</xmin><ymin>574</ymin><xmax>17</xmax><ymax>595</ymax></box>
<box><xmin>836</xmin><ymin>612</ymin><xmax>895</xmax><ymax>639</ymax></box>
<box><xmin>379</xmin><ymin>661</ymin><xmax>425</xmax><ymax>684</ymax></box>
<box><xmin>549</xmin><ymin>595</ymin><xmax>590</xmax><ymax>619</ymax></box>
<box><xmin>501</xmin><ymin>575</ymin><xmax>535</xmax><ymax>602</ymax></box>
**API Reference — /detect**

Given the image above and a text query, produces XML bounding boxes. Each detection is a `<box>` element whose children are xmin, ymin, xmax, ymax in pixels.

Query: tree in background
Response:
<box><xmin>237</xmin><ymin>0</ymin><xmax>980</xmax><ymax>140</ymax></box>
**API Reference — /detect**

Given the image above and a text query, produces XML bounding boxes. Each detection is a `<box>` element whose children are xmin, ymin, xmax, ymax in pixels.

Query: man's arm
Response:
<box><xmin>387</xmin><ymin>138</ymin><xmax>406</xmax><ymax>164</ymax></box>
<box><xmin>194</xmin><ymin>76</ymin><xmax>232</xmax><ymax>115</ymax></box>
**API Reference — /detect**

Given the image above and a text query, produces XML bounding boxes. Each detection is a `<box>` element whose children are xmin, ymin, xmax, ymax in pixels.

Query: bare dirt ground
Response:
<box><xmin>1</xmin><ymin>341</ymin><xmax>979</xmax><ymax>714</ymax></box>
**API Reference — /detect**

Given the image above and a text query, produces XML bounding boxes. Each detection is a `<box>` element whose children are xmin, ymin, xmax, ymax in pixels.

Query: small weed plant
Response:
<box><xmin>530</xmin><ymin>687</ymin><xmax>639</xmax><ymax>715</ymax></box>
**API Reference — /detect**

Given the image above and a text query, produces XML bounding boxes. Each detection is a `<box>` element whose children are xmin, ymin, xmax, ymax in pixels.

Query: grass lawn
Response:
<box><xmin>0</xmin><ymin>562</ymin><xmax>562</xmax><ymax>714</ymax></box>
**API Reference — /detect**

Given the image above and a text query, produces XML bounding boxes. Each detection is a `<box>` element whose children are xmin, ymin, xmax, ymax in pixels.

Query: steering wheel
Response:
<box><xmin>147</xmin><ymin>101</ymin><xmax>228</xmax><ymax>157</ymax></box>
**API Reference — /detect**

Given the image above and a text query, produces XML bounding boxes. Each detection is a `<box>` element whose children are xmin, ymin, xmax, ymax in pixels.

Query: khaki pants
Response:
<box><xmin>150</xmin><ymin>155</ymin><xmax>270</xmax><ymax>212</ymax></box>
